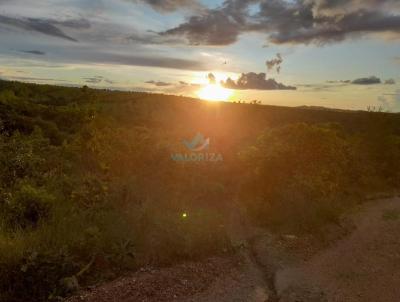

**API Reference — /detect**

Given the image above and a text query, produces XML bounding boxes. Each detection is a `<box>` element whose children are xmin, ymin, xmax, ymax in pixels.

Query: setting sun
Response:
<box><xmin>197</xmin><ymin>84</ymin><xmax>233</xmax><ymax>101</ymax></box>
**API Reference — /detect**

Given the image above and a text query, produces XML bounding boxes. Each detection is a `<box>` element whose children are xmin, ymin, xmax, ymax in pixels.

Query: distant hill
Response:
<box><xmin>296</xmin><ymin>105</ymin><xmax>352</xmax><ymax>112</ymax></box>
<box><xmin>1</xmin><ymin>79</ymin><xmax>399</xmax><ymax>143</ymax></box>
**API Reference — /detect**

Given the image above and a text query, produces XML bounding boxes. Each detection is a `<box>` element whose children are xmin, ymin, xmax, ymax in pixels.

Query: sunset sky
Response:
<box><xmin>0</xmin><ymin>0</ymin><xmax>399</xmax><ymax>111</ymax></box>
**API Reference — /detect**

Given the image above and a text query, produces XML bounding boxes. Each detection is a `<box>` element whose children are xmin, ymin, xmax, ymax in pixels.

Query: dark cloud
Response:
<box><xmin>160</xmin><ymin>0</ymin><xmax>253</xmax><ymax>45</ymax></box>
<box><xmin>145</xmin><ymin>80</ymin><xmax>202</xmax><ymax>90</ymax></box>
<box><xmin>145</xmin><ymin>80</ymin><xmax>173</xmax><ymax>86</ymax></box>
<box><xmin>178</xmin><ymin>81</ymin><xmax>200</xmax><ymax>87</ymax></box>
<box><xmin>221</xmin><ymin>72</ymin><xmax>296</xmax><ymax>90</ymax></box>
<box><xmin>207</xmin><ymin>73</ymin><xmax>216</xmax><ymax>84</ymax></box>
<box><xmin>3</xmin><ymin>75</ymin><xmax>69</xmax><ymax>82</ymax></box>
<box><xmin>161</xmin><ymin>0</ymin><xmax>400</xmax><ymax>46</ymax></box>
<box><xmin>54</xmin><ymin>18</ymin><xmax>90</xmax><ymax>30</ymax></box>
<box><xmin>267</xmin><ymin>10</ymin><xmax>400</xmax><ymax>45</ymax></box>
<box><xmin>6</xmin><ymin>45</ymin><xmax>210</xmax><ymax>71</ymax></box>
<box><xmin>20</xmin><ymin>50</ymin><xmax>46</xmax><ymax>55</ymax></box>
<box><xmin>352</xmin><ymin>76</ymin><xmax>381</xmax><ymax>85</ymax></box>
<box><xmin>0</xmin><ymin>15</ymin><xmax>88</xmax><ymax>42</ymax></box>
<box><xmin>385</xmin><ymin>79</ymin><xmax>396</xmax><ymax>85</ymax></box>
<box><xmin>299</xmin><ymin>83</ymin><xmax>341</xmax><ymax>92</ymax></box>
<box><xmin>328</xmin><ymin>76</ymin><xmax>384</xmax><ymax>85</ymax></box>
<box><xmin>84</xmin><ymin>76</ymin><xmax>102</xmax><ymax>84</ymax></box>
<box><xmin>76</xmin><ymin>52</ymin><xmax>209</xmax><ymax>71</ymax></box>
<box><xmin>84</xmin><ymin>76</ymin><xmax>114</xmax><ymax>85</ymax></box>
<box><xmin>311</xmin><ymin>0</ymin><xmax>400</xmax><ymax>17</ymax></box>
<box><xmin>126</xmin><ymin>31</ymin><xmax>185</xmax><ymax>45</ymax></box>
<box><xmin>142</xmin><ymin>79</ymin><xmax>201</xmax><ymax>96</ymax></box>
<box><xmin>266</xmin><ymin>53</ymin><xmax>283</xmax><ymax>73</ymax></box>
<box><xmin>131</xmin><ymin>0</ymin><xmax>200</xmax><ymax>12</ymax></box>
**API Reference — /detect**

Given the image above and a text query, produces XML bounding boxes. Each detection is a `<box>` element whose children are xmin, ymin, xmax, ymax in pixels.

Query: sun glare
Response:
<box><xmin>198</xmin><ymin>84</ymin><xmax>233</xmax><ymax>101</ymax></box>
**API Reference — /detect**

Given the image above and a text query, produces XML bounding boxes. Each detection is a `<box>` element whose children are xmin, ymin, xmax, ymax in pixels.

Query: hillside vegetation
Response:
<box><xmin>0</xmin><ymin>80</ymin><xmax>399</xmax><ymax>301</ymax></box>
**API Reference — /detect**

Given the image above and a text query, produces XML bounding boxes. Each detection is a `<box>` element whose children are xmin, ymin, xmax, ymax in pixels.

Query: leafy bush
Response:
<box><xmin>239</xmin><ymin>123</ymin><xmax>353</xmax><ymax>232</ymax></box>
<box><xmin>2</xmin><ymin>184</ymin><xmax>54</xmax><ymax>229</ymax></box>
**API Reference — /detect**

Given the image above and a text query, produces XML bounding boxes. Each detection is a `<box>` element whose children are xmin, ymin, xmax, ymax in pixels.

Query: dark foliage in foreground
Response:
<box><xmin>0</xmin><ymin>80</ymin><xmax>399</xmax><ymax>301</ymax></box>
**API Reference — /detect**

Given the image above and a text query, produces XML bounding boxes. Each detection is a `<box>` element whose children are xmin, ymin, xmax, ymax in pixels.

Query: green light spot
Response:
<box><xmin>182</xmin><ymin>213</ymin><xmax>188</xmax><ymax>218</ymax></box>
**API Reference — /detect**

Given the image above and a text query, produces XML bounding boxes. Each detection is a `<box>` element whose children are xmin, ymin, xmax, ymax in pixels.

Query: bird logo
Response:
<box><xmin>183</xmin><ymin>133</ymin><xmax>210</xmax><ymax>152</ymax></box>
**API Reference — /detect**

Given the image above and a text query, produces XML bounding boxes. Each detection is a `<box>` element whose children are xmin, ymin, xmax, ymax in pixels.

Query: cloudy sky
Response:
<box><xmin>0</xmin><ymin>0</ymin><xmax>399</xmax><ymax>111</ymax></box>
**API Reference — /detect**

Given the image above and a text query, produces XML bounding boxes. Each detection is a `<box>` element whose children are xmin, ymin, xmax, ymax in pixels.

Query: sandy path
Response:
<box><xmin>275</xmin><ymin>197</ymin><xmax>400</xmax><ymax>302</ymax></box>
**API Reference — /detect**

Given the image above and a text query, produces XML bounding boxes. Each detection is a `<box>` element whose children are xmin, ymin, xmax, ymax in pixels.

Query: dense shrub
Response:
<box><xmin>2</xmin><ymin>184</ymin><xmax>54</xmax><ymax>229</ymax></box>
<box><xmin>240</xmin><ymin>123</ymin><xmax>362</xmax><ymax>232</ymax></box>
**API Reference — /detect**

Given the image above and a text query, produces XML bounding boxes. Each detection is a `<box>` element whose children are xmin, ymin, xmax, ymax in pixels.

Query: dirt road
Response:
<box><xmin>274</xmin><ymin>197</ymin><xmax>400</xmax><ymax>302</ymax></box>
<box><xmin>68</xmin><ymin>197</ymin><xmax>400</xmax><ymax>302</ymax></box>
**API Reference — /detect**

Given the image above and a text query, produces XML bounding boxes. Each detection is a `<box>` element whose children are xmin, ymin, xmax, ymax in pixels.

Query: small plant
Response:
<box><xmin>382</xmin><ymin>209</ymin><xmax>400</xmax><ymax>221</ymax></box>
<box><xmin>108</xmin><ymin>239</ymin><xmax>136</xmax><ymax>270</ymax></box>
